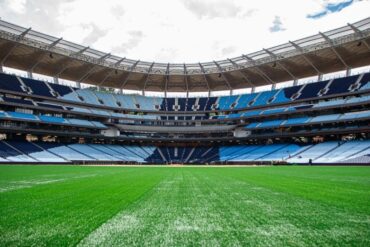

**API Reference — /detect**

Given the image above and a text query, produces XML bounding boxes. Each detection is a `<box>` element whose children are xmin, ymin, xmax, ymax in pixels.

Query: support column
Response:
<box><xmin>53</xmin><ymin>77</ymin><xmax>59</xmax><ymax>85</ymax></box>
<box><xmin>251</xmin><ymin>87</ymin><xmax>256</xmax><ymax>93</ymax></box>
<box><xmin>318</xmin><ymin>74</ymin><xmax>323</xmax><ymax>81</ymax></box>
<box><xmin>346</xmin><ymin>68</ymin><xmax>352</xmax><ymax>77</ymax></box>
<box><xmin>0</xmin><ymin>64</ymin><xmax>3</xmax><ymax>73</ymax></box>
<box><xmin>271</xmin><ymin>83</ymin><xmax>276</xmax><ymax>90</ymax></box>
<box><xmin>293</xmin><ymin>79</ymin><xmax>298</xmax><ymax>86</ymax></box>
<box><xmin>27</xmin><ymin>70</ymin><xmax>33</xmax><ymax>79</ymax></box>
<box><xmin>76</xmin><ymin>81</ymin><xmax>81</xmax><ymax>89</ymax></box>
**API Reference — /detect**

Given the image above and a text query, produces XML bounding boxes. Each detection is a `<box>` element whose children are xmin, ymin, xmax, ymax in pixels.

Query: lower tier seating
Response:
<box><xmin>0</xmin><ymin>140</ymin><xmax>369</xmax><ymax>164</ymax></box>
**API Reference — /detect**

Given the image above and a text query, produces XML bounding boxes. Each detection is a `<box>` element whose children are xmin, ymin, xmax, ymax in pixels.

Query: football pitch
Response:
<box><xmin>0</xmin><ymin>165</ymin><xmax>369</xmax><ymax>246</ymax></box>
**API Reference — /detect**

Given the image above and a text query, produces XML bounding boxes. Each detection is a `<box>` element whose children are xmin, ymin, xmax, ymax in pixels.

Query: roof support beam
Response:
<box><xmin>119</xmin><ymin>60</ymin><xmax>140</xmax><ymax>90</ymax></box>
<box><xmin>72</xmin><ymin>46</ymin><xmax>89</xmax><ymax>57</ymax></box>
<box><xmin>319</xmin><ymin>32</ymin><xmax>350</xmax><ymax>69</ymax></box>
<box><xmin>53</xmin><ymin>46</ymin><xmax>91</xmax><ymax>78</ymax></box>
<box><xmin>213</xmin><ymin>61</ymin><xmax>232</xmax><ymax>91</ymax></box>
<box><xmin>1</xmin><ymin>27</ymin><xmax>32</xmax><ymax>65</ymax></box>
<box><xmin>142</xmin><ymin>62</ymin><xmax>155</xmax><ymax>93</ymax></box>
<box><xmin>48</xmin><ymin>37</ymin><xmax>63</xmax><ymax>48</ymax></box>
<box><xmin>29</xmin><ymin>37</ymin><xmax>63</xmax><ymax>72</ymax></box>
<box><xmin>97</xmin><ymin>57</ymin><xmax>126</xmax><ymax>87</ymax></box>
<box><xmin>227</xmin><ymin>58</ymin><xmax>255</xmax><ymax>88</ymax></box>
<box><xmin>77</xmin><ymin>53</ymin><xmax>111</xmax><ymax>82</ymax></box>
<box><xmin>347</xmin><ymin>23</ymin><xmax>370</xmax><ymax>51</ymax></box>
<box><xmin>183</xmin><ymin>64</ymin><xmax>189</xmax><ymax>96</ymax></box>
<box><xmin>198</xmin><ymin>63</ymin><xmax>211</xmax><ymax>95</ymax></box>
<box><xmin>263</xmin><ymin>48</ymin><xmax>297</xmax><ymax>80</ymax></box>
<box><xmin>165</xmin><ymin>63</ymin><xmax>170</xmax><ymax>98</ymax></box>
<box><xmin>289</xmin><ymin>41</ymin><xmax>323</xmax><ymax>75</ymax></box>
<box><xmin>53</xmin><ymin>62</ymin><xmax>70</xmax><ymax>78</ymax></box>
<box><xmin>241</xmin><ymin>55</ymin><xmax>275</xmax><ymax>84</ymax></box>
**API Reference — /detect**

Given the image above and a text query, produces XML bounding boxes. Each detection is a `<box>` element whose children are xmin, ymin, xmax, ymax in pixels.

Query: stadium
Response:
<box><xmin>0</xmin><ymin>1</ymin><xmax>370</xmax><ymax>246</ymax></box>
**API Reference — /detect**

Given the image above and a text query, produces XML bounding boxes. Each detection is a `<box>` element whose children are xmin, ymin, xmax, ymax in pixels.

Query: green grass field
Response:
<box><xmin>0</xmin><ymin>165</ymin><xmax>369</xmax><ymax>246</ymax></box>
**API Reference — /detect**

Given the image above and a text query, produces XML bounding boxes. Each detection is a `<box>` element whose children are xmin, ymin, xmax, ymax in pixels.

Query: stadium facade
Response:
<box><xmin>0</xmin><ymin>18</ymin><xmax>369</xmax><ymax>165</ymax></box>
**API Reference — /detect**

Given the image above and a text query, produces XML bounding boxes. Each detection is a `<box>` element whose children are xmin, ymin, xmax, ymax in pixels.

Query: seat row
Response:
<box><xmin>0</xmin><ymin>140</ymin><xmax>369</xmax><ymax>164</ymax></box>
<box><xmin>1</xmin><ymin>72</ymin><xmax>369</xmax><ymax>112</ymax></box>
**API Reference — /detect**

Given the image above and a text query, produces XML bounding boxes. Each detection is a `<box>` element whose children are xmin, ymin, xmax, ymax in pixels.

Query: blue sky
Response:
<box><xmin>307</xmin><ymin>0</ymin><xmax>354</xmax><ymax>19</ymax></box>
<box><xmin>0</xmin><ymin>0</ymin><xmax>368</xmax><ymax>63</ymax></box>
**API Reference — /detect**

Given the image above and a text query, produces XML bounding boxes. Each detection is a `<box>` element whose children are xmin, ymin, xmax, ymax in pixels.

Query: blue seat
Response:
<box><xmin>328</xmin><ymin>75</ymin><xmax>359</xmax><ymax>95</ymax></box>
<box><xmin>21</xmin><ymin>77</ymin><xmax>53</xmax><ymax>97</ymax></box>
<box><xmin>49</xmin><ymin>83</ymin><xmax>74</xmax><ymax>96</ymax></box>
<box><xmin>7</xmin><ymin>112</ymin><xmax>38</xmax><ymax>121</ymax></box>
<box><xmin>282</xmin><ymin>117</ymin><xmax>310</xmax><ymax>126</ymax></box>
<box><xmin>0</xmin><ymin>73</ymin><xmax>25</xmax><ymax>93</ymax></box>
<box><xmin>39</xmin><ymin>115</ymin><xmax>66</xmax><ymax>124</ymax></box>
<box><xmin>259</xmin><ymin>120</ymin><xmax>284</xmax><ymax>128</ymax></box>
<box><xmin>298</xmin><ymin>80</ymin><xmax>329</xmax><ymax>99</ymax></box>
<box><xmin>252</xmin><ymin>90</ymin><xmax>277</xmax><ymax>106</ymax></box>
<box><xmin>2</xmin><ymin>97</ymin><xmax>34</xmax><ymax>105</ymax></box>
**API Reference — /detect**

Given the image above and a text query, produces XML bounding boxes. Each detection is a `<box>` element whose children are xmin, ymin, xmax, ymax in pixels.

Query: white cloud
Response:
<box><xmin>2</xmin><ymin>0</ymin><xmax>27</xmax><ymax>14</ymax></box>
<box><xmin>0</xmin><ymin>0</ymin><xmax>369</xmax><ymax>63</ymax></box>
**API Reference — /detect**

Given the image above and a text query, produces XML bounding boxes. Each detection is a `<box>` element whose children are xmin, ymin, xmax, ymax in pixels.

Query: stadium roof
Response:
<box><xmin>0</xmin><ymin>18</ymin><xmax>370</xmax><ymax>93</ymax></box>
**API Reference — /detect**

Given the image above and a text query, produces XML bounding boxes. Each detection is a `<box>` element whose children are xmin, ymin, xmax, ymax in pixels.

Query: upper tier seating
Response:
<box><xmin>218</xmin><ymin>95</ymin><xmax>239</xmax><ymax>110</ymax></box>
<box><xmin>49</xmin><ymin>83</ymin><xmax>74</xmax><ymax>96</ymax></box>
<box><xmin>0</xmin><ymin>73</ymin><xmax>25</xmax><ymax>93</ymax></box>
<box><xmin>253</xmin><ymin>90</ymin><xmax>277</xmax><ymax>106</ymax></box>
<box><xmin>1</xmin><ymin>72</ymin><xmax>370</xmax><ymax>114</ymax></box>
<box><xmin>297</xmin><ymin>80</ymin><xmax>330</xmax><ymax>99</ymax></box>
<box><xmin>21</xmin><ymin>78</ymin><xmax>54</xmax><ymax>97</ymax></box>
<box><xmin>328</xmin><ymin>75</ymin><xmax>359</xmax><ymax>94</ymax></box>
<box><xmin>358</xmin><ymin>73</ymin><xmax>370</xmax><ymax>90</ymax></box>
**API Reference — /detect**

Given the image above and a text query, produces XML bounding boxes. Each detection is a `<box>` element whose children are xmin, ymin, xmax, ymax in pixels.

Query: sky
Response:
<box><xmin>0</xmin><ymin>0</ymin><xmax>369</xmax><ymax>64</ymax></box>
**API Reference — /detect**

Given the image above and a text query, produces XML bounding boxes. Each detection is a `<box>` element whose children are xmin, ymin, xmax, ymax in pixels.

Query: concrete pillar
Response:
<box><xmin>76</xmin><ymin>81</ymin><xmax>81</xmax><ymax>89</ymax></box>
<box><xmin>271</xmin><ymin>83</ymin><xmax>276</xmax><ymax>90</ymax></box>
<box><xmin>346</xmin><ymin>68</ymin><xmax>352</xmax><ymax>77</ymax></box>
<box><xmin>318</xmin><ymin>74</ymin><xmax>323</xmax><ymax>81</ymax></box>
<box><xmin>53</xmin><ymin>77</ymin><xmax>59</xmax><ymax>85</ymax></box>
<box><xmin>27</xmin><ymin>70</ymin><xmax>33</xmax><ymax>79</ymax></box>
<box><xmin>293</xmin><ymin>79</ymin><xmax>298</xmax><ymax>86</ymax></box>
<box><xmin>251</xmin><ymin>87</ymin><xmax>256</xmax><ymax>93</ymax></box>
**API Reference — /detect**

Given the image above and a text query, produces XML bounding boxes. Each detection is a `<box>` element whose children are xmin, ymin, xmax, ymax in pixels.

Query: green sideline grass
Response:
<box><xmin>0</xmin><ymin>165</ymin><xmax>369</xmax><ymax>246</ymax></box>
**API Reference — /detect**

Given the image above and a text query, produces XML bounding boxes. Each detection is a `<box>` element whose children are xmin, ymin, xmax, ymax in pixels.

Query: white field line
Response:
<box><xmin>0</xmin><ymin>174</ymin><xmax>97</xmax><ymax>193</ymax></box>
